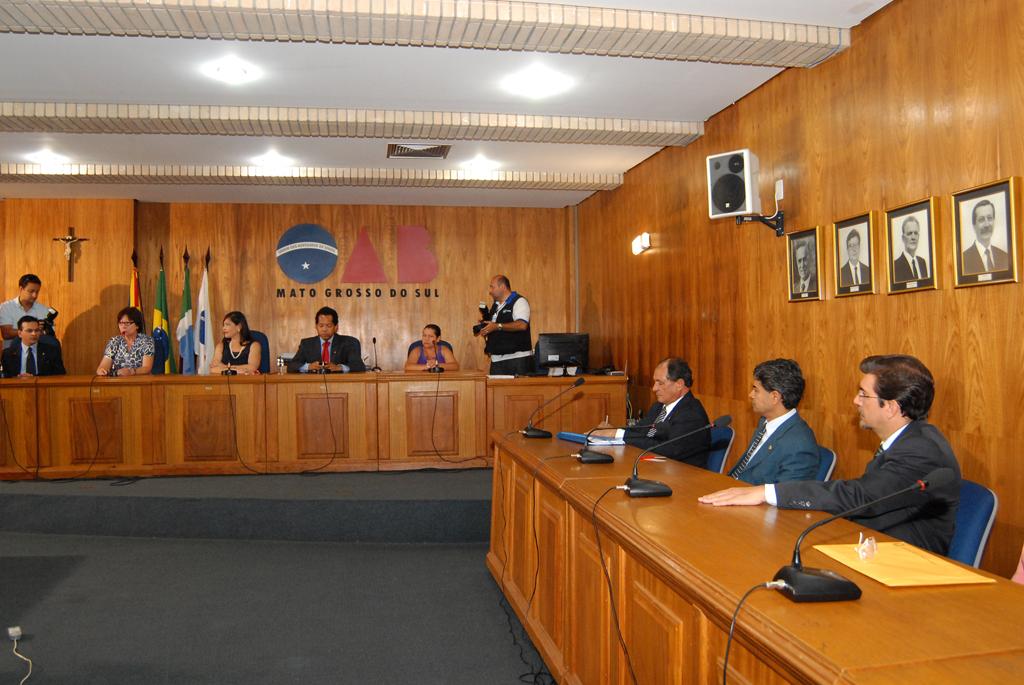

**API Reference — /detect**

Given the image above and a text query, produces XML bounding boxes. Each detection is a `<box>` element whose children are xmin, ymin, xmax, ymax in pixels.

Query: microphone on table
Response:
<box><xmin>773</xmin><ymin>467</ymin><xmax>957</xmax><ymax>603</ymax></box>
<box><xmin>370</xmin><ymin>337</ymin><xmax>382</xmax><ymax>372</ymax></box>
<box><xmin>624</xmin><ymin>415</ymin><xmax>732</xmax><ymax>498</ymax></box>
<box><xmin>573</xmin><ymin>421</ymin><xmax>658</xmax><ymax>464</ymax></box>
<box><xmin>522</xmin><ymin>377</ymin><xmax>586</xmax><ymax>439</ymax></box>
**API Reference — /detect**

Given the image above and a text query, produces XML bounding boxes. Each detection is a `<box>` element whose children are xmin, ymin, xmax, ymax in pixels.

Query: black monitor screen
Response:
<box><xmin>536</xmin><ymin>333</ymin><xmax>589</xmax><ymax>369</ymax></box>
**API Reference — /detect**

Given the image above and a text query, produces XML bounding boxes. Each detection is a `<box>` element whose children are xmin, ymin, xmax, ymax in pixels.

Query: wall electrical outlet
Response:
<box><xmin>7</xmin><ymin>626</ymin><xmax>22</xmax><ymax>641</ymax></box>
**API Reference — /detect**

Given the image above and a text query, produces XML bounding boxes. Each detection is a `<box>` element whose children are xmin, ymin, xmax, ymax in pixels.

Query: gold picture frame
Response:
<box><xmin>833</xmin><ymin>212</ymin><xmax>876</xmax><ymax>297</ymax></box>
<box><xmin>885</xmin><ymin>197</ymin><xmax>938</xmax><ymax>294</ymax></box>
<box><xmin>952</xmin><ymin>177</ymin><xmax>1019</xmax><ymax>287</ymax></box>
<box><xmin>787</xmin><ymin>227</ymin><xmax>822</xmax><ymax>302</ymax></box>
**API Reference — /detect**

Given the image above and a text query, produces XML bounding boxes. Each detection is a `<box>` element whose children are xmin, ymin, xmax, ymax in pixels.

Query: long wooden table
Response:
<box><xmin>487</xmin><ymin>433</ymin><xmax>1024</xmax><ymax>685</ymax></box>
<box><xmin>0</xmin><ymin>373</ymin><xmax>625</xmax><ymax>479</ymax></box>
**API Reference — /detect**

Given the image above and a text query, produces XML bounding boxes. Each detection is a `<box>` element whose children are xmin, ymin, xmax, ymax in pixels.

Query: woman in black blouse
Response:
<box><xmin>210</xmin><ymin>311</ymin><xmax>262</xmax><ymax>375</ymax></box>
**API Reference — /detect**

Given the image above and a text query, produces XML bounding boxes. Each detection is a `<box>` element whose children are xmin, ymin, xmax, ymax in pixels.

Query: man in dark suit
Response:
<box><xmin>700</xmin><ymin>355</ymin><xmax>961</xmax><ymax>555</ymax></box>
<box><xmin>961</xmin><ymin>199</ymin><xmax>1009</xmax><ymax>274</ymax></box>
<box><xmin>892</xmin><ymin>216</ymin><xmax>929</xmax><ymax>282</ymax></box>
<box><xmin>792</xmin><ymin>240</ymin><xmax>816</xmax><ymax>293</ymax></box>
<box><xmin>1</xmin><ymin>315</ymin><xmax>66</xmax><ymax>378</ymax></box>
<box><xmin>838</xmin><ymin>229</ymin><xmax>870</xmax><ymax>288</ymax></box>
<box><xmin>620</xmin><ymin>357</ymin><xmax>711</xmax><ymax>468</ymax></box>
<box><xmin>286</xmin><ymin>306</ymin><xmax>366</xmax><ymax>373</ymax></box>
<box><xmin>729</xmin><ymin>359</ymin><xmax>819</xmax><ymax>486</ymax></box>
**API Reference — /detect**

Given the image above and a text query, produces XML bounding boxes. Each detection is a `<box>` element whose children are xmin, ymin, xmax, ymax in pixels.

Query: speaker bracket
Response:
<box><xmin>736</xmin><ymin>211</ymin><xmax>784</xmax><ymax>237</ymax></box>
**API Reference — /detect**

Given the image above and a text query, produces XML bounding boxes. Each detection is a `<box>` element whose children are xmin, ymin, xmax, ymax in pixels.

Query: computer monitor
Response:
<box><xmin>536</xmin><ymin>333</ymin><xmax>589</xmax><ymax>369</ymax></box>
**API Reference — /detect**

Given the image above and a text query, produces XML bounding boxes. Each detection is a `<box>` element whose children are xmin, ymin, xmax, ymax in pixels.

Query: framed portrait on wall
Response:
<box><xmin>833</xmin><ymin>212</ymin><xmax>875</xmax><ymax>297</ymax></box>
<box><xmin>952</xmin><ymin>177</ymin><xmax>1018</xmax><ymax>287</ymax></box>
<box><xmin>885</xmin><ymin>198</ymin><xmax>938</xmax><ymax>293</ymax></box>
<box><xmin>787</xmin><ymin>227</ymin><xmax>821</xmax><ymax>302</ymax></box>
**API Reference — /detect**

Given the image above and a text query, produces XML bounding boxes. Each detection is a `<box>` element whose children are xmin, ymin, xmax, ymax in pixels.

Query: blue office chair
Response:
<box><xmin>706</xmin><ymin>426</ymin><xmax>735</xmax><ymax>474</ymax></box>
<box><xmin>948</xmin><ymin>480</ymin><xmax>998</xmax><ymax>568</ymax></box>
<box><xmin>407</xmin><ymin>339</ymin><xmax>454</xmax><ymax>356</ymax></box>
<box><xmin>250</xmin><ymin>330</ymin><xmax>271</xmax><ymax>374</ymax></box>
<box><xmin>816</xmin><ymin>446</ymin><xmax>837</xmax><ymax>481</ymax></box>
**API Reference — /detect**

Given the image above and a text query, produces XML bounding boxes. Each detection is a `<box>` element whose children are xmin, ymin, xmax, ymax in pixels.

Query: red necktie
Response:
<box><xmin>321</xmin><ymin>340</ymin><xmax>330</xmax><ymax>365</ymax></box>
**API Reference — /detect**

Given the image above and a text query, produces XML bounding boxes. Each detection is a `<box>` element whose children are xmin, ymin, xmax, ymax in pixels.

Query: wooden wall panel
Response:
<box><xmin>577</xmin><ymin>0</ymin><xmax>1024</xmax><ymax>575</ymax></box>
<box><xmin>135</xmin><ymin>203</ymin><xmax>573</xmax><ymax>373</ymax></box>
<box><xmin>0</xmin><ymin>199</ymin><xmax>135</xmax><ymax>374</ymax></box>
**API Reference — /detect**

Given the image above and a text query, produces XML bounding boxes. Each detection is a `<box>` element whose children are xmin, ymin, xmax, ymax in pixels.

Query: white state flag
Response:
<box><xmin>194</xmin><ymin>267</ymin><xmax>214</xmax><ymax>375</ymax></box>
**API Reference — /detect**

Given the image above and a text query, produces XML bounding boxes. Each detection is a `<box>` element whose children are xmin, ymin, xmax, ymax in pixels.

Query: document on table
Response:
<box><xmin>813</xmin><ymin>541</ymin><xmax>997</xmax><ymax>587</ymax></box>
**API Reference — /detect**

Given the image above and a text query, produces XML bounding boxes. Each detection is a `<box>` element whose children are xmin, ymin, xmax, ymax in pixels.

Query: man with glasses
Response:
<box><xmin>699</xmin><ymin>355</ymin><xmax>961</xmax><ymax>555</ymax></box>
<box><xmin>1</xmin><ymin>316</ymin><xmax>65</xmax><ymax>378</ymax></box>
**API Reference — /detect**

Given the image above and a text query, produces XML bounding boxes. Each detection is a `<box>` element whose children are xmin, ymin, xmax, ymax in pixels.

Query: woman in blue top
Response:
<box><xmin>404</xmin><ymin>324</ymin><xmax>460</xmax><ymax>371</ymax></box>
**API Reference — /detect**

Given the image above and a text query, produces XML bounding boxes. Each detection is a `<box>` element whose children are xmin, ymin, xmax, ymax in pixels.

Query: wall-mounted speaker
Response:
<box><xmin>707</xmin><ymin>149</ymin><xmax>761</xmax><ymax>219</ymax></box>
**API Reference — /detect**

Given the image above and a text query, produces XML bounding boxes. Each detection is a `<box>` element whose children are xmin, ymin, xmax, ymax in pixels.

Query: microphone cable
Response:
<box><xmin>300</xmin><ymin>365</ymin><xmax>340</xmax><ymax>475</ymax></box>
<box><xmin>592</xmin><ymin>484</ymin><xmax>638</xmax><ymax>685</ymax></box>
<box><xmin>722</xmin><ymin>581</ymin><xmax>785</xmax><ymax>685</ymax></box>
<box><xmin>492</xmin><ymin>449</ymin><xmax>555</xmax><ymax>685</ymax></box>
<box><xmin>50</xmin><ymin>373</ymin><xmax>104</xmax><ymax>482</ymax></box>
<box><xmin>0</xmin><ymin>378</ymin><xmax>38</xmax><ymax>479</ymax></box>
<box><xmin>223</xmin><ymin>367</ymin><xmax>264</xmax><ymax>475</ymax></box>
<box><xmin>428</xmin><ymin>368</ymin><xmax>487</xmax><ymax>467</ymax></box>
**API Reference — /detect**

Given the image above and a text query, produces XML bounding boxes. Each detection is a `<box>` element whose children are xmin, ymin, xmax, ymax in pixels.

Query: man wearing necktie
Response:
<box><xmin>839</xmin><ymin>229</ymin><xmax>871</xmax><ymax>288</ymax></box>
<box><xmin>793</xmin><ymin>241</ymin><xmax>816</xmax><ymax>293</ymax></box>
<box><xmin>728</xmin><ymin>359</ymin><xmax>820</xmax><ymax>485</ymax></box>
<box><xmin>613</xmin><ymin>357</ymin><xmax>712</xmax><ymax>468</ymax></box>
<box><xmin>961</xmin><ymin>199</ymin><xmax>1010</xmax><ymax>275</ymax></box>
<box><xmin>892</xmin><ymin>216</ymin><xmax>930</xmax><ymax>282</ymax></box>
<box><xmin>700</xmin><ymin>355</ymin><xmax>961</xmax><ymax>555</ymax></box>
<box><xmin>1</xmin><ymin>315</ymin><xmax>66</xmax><ymax>378</ymax></box>
<box><xmin>286</xmin><ymin>306</ymin><xmax>366</xmax><ymax>374</ymax></box>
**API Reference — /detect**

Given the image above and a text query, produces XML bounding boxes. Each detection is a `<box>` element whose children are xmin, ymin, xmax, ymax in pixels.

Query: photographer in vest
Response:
<box><xmin>476</xmin><ymin>275</ymin><xmax>534</xmax><ymax>375</ymax></box>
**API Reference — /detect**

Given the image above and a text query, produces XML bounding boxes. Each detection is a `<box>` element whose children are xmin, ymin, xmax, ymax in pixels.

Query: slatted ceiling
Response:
<box><xmin>0</xmin><ymin>101</ymin><xmax>703</xmax><ymax>146</ymax></box>
<box><xmin>0</xmin><ymin>162</ymin><xmax>621</xmax><ymax>190</ymax></box>
<box><xmin>0</xmin><ymin>1</ymin><xmax>849</xmax><ymax>68</ymax></box>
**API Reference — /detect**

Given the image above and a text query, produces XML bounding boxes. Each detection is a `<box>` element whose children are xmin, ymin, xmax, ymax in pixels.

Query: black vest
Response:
<box><xmin>484</xmin><ymin>292</ymin><xmax>532</xmax><ymax>356</ymax></box>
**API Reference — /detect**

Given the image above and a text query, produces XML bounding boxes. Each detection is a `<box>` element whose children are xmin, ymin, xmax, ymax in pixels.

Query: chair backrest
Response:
<box><xmin>250</xmin><ymin>330</ymin><xmax>271</xmax><ymax>374</ymax></box>
<box><xmin>406</xmin><ymin>339</ymin><xmax>454</xmax><ymax>355</ymax></box>
<box><xmin>706</xmin><ymin>426</ymin><xmax>735</xmax><ymax>474</ymax></box>
<box><xmin>948</xmin><ymin>479</ymin><xmax>998</xmax><ymax>568</ymax></box>
<box><xmin>816</xmin><ymin>446</ymin><xmax>837</xmax><ymax>481</ymax></box>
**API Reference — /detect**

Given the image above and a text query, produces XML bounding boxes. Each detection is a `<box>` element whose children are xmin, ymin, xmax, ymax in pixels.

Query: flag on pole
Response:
<box><xmin>195</xmin><ymin>249</ymin><xmax>214</xmax><ymax>376</ymax></box>
<box><xmin>129</xmin><ymin>250</ymin><xmax>142</xmax><ymax>308</ymax></box>
<box><xmin>152</xmin><ymin>249</ymin><xmax>176</xmax><ymax>375</ymax></box>
<box><xmin>176</xmin><ymin>249</ymin><xmax>196</xmax><ymax>375</ymax></box>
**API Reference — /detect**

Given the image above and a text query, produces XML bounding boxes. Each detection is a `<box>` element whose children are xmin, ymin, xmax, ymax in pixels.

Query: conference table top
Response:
<box><xmin>496</xmin><ymin>433</ymin><xmax>1024</xmax><ymax>685</ymax></box>
<box><xmin>0</xmin><ymin>371</ymin><xmax>627</xmax><ymax>386</ymax></box>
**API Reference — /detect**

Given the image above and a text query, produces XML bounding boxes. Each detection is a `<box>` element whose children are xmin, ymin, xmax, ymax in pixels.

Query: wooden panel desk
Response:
<box><xmin>487</xmin><ymin>375</ymin><xmax>628</xmax><ymax>443</ymax></box>
<box><xmin>487</xmin><ymin>434</ymin><xmax>1024</xmax><ymax>685</ymax></box>
<box><xmin>377</xmin><ymin>371</ymin><xmax>488</xmax><ymax>469</ymax></box>
<box><xmin>0</xmin><ymin>374</ymin><xmax>627</xmax><ymax>479</ymax></box>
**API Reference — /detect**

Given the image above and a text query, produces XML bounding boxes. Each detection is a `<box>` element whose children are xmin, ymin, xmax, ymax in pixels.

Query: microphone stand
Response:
<box><xmin>624</xmin><ymin>416</ymin><xmax>732</xmax><ymax>498</ymax></box>
<box><xmin>522</xmin><ymin>378</ymin><xmax>586</xmax><ymax>439</ymax></box>
<box><xmin>773</xmin><ymin>470</ymin><xmax>951</xmax><ymax>602</ymax></box>
<box><xmin>370</xmin><ymin>336</ymin><xmax>382</xmax><ymax>372</ymax></box>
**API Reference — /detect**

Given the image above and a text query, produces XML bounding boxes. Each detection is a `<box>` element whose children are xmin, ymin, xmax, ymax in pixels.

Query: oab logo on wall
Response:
<box><xmin>275</xmin><ymin>224</ymin><xmax>339</xmax><ymax>284</ymax></box>
<box><xmin>275</xmin><ymin>223</ymin><xmax>440</xmax><ymax>298</ymax></box>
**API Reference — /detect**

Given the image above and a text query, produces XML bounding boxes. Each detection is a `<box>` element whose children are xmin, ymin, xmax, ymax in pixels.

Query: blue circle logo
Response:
<box><xmin>276</xmin><ymin>224</ymin><xmax>339</xmax><ymax>284</ymax></box>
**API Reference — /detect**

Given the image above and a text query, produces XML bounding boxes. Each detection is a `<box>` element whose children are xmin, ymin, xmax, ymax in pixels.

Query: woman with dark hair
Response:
<box><xmin>404</xmin><ymin>324</ymin><xmax>459</xmax><ymax>371</ymax></box>
<box><xmin>210</xmin><ymin>311</ymin><xmax>262</xmax><ymax>375</ymax></box>
<box><xmin>96</xmin><ymin>306</ymin><xmax>155</xmax><ymax>376</ymax></box>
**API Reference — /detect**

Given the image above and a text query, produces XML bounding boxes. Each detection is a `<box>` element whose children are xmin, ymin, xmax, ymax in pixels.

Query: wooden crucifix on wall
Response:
<box><xmin>52</xmin><ymin>226</ymin><xmax>90</xmax><ymax>282</ymax></box>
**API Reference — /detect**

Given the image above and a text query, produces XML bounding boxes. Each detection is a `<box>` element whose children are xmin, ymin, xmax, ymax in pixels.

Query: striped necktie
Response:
<box><xmin>729</xmin><ymin>420</ymin><xmax>768</xmax><ymax>478</ymax></box>
<box><xmin>646</xmin><ymin>405</ymin><xmax>668</xmax><ymax>437</ymax></box>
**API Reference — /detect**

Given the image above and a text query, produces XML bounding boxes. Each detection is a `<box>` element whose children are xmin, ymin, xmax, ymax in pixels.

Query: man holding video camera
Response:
<box><xmin>475</xmin><ymin>275</ymin><xmax>533</xmax><ymax>375</ymax></box>
<box><xmin>0</xmin><ymin>274</ymin><xmax>56</xmax><ymax>350</ymax></box>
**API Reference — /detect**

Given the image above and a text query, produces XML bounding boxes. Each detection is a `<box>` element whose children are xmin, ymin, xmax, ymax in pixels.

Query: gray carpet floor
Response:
<box><xmin>0</xmin><ymin>532</ymin><xmax>548</xmax><ymax>684</ymax></box>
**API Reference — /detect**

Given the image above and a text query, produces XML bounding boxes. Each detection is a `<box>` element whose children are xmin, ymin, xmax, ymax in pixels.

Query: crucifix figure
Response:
<box><xmin>52</xmin><ymin>226</ymin><xmax>89</xmax><ymax>282</ymax></box>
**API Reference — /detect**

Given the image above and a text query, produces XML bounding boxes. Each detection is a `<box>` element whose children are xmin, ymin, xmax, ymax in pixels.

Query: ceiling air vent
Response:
<box><xmin>387</xmin><ymin>143</ymin><xmax>451</xmax><ymax>159</ymax></box>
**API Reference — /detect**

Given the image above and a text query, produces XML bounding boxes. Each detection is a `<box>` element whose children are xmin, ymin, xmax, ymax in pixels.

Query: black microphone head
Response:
<box><xmin>372</xmin><ymin>337</ymin><xmax>377</xmax><ymax>344</ymax></box>
<box><xmin>713</xmin><ymin>415</ymin><xmax>732</xmax><ymax>428</ymax></box>
<box><xmin>921</xmin><ymin>467</ymin><xmax>956</xmax><ymax>490</ymax></box>
<box><xmin>573</xmin><ymin>377</ymin><xmax>586</xmax><ymax>387</ymax></box>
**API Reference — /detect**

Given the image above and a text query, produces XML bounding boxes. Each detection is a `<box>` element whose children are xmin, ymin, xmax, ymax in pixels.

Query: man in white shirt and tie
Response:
<box><xmin>793</xmin><ymin>241</ymin><xmax>815</xmax><ymax>293</ymax></box>
<box><xmin>961</xmin><ymin>199</ymin><xmax>1009</xmax><ymax>274</ymax></box>
<box><xmin>892</xmin><ymin>216</ymin><xmax>929</xmax><ymax>282</ymax></box>
<box><xmin>839</xmin><ymin>229</ymin><xmax>870</xmax><ymax>288</ymax></box>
